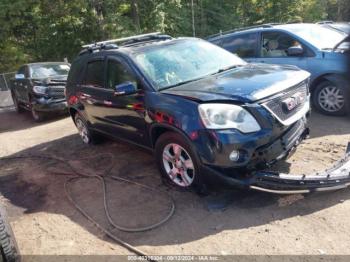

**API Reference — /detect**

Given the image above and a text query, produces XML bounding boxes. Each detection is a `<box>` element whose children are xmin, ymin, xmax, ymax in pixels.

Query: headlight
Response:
<box><xmin>198</xmin><ymin>103</ymin><xmax>261</xmax><ymax>133</ymax></box>
<box><xmin>33</xmin><ymin>86</ymin><xmax>48</xmax><ymax>95</ymax></box>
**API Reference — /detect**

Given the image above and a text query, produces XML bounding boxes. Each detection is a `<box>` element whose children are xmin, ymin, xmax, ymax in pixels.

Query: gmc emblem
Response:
<box><xmin>282</xmin><ymin>92</ymin><xmax>304</xmax><ymax>111</ymax></box>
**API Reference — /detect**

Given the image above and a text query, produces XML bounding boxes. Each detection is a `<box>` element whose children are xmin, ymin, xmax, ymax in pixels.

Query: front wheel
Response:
<box><xmin>31</xmin><ymin>107</ymin><xmax>44</xmax><ymax>122</ymax></box>
<box><xmin>312</xmin><ymin>80</ymin><xmax>347</xmax><ymax>116</ymax></box>
<box><xmin>155</xmin><ymin>132</ymin><xmax>204</xmax><ymax>191</ymax></box>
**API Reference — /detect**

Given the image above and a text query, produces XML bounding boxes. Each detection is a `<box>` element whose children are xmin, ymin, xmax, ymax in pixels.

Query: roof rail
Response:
<box><xmin>316</xmin><ymin>21</ymin><xmax>334</xmax><ymax>24</ymax></box>
<box><xmin>78</xmin><ymin>43</ymin><xmax>118</xmax><ymax>56</ymax></box>
<box><xmin>206</xmin><ymin>24</ymin><xmax>277</xmax><ymax>39</ymax></box>
<box><xmin>82</xmin><ymin>32</ymin><xmax>162</xmax><ymax>48</ymax></box>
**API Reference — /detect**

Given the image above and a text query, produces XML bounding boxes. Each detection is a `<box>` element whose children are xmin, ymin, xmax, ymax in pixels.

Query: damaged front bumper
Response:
<box><xmin>204</xmin><ymin>143</ymin><xmax>350</xmax><ymax>194</ymax></box>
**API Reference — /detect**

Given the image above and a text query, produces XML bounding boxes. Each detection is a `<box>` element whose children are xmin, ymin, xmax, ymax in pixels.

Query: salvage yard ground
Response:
<box><xmin>0</xmin><ymin>109</ymin><xmax>350</xmax><ymax>256</ymax></box>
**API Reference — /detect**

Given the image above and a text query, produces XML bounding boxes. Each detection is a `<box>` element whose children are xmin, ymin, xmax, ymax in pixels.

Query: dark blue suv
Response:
<box><xmin>65</xmin><ymin>33</ymin><xmax>350</xmax><ymax>194</ymax></box>
<box><xmin>207</xmin><ymin>23</ymin><xmax>350</xmax><ymax>116</ymax></box>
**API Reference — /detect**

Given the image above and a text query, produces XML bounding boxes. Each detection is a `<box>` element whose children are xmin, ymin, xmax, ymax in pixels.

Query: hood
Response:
<box><xmin>161</xmin><ymin>64</ymin><xmax>310</xmax><ymax>103</ymax></box>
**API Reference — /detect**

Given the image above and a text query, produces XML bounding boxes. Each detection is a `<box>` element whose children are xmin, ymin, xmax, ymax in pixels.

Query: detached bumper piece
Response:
<box><xmin>250</xmin><ymin>143</ymin><xmax>350</xmax><ymax>194</ymax></box>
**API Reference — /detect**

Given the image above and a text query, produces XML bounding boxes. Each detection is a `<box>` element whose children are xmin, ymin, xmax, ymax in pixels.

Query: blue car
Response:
<box><xmin>66</xmin><ymin>33</ymin><xmax>350</xmax><ymax>194</ymax></box>
<box><xmin>207</xmin><ymin>23</ymin><xmax>350</xmax><ymax>116</ymax></box>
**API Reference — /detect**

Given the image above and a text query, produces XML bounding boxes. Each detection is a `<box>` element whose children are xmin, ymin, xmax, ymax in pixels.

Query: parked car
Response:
<box><xmin>66</xmin><ymin>33</ymin><xmax>350</xmax><ymax>194</ymax></box>
<box><xmin>10</xmin><ymin>62</ymin><xmax>70</xmax><ymax>121</ymax></box>
<box><xmin>207</xmin><ymin>23</ymin><xmax>350</xmax><ymax>116</ymax></box>
<box><xmin>317</xmin><ymin>21</ymin><xmax>350</xmax><ymax>35</ymax></box>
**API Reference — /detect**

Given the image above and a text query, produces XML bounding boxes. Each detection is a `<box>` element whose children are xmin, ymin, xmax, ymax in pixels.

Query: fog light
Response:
<box><xmin>229</xmin><ymin>150</ymin><xmax>240</xmax><ymax>162</ymax></box>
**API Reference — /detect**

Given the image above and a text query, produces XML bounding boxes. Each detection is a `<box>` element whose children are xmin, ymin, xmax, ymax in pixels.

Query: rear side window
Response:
<box><xmin>83</xmin><ymin>60</ymin><xmax>104</xmax><ymax>88</ymax></box>
<box><xmin>222</xmin><ymin>33</ymin><xmax>258</xmax><ymax>58</ymax></box>
<box><xmin>67</xmin><ymin>58</ymin><xmax>85</xmax><ymax>86</ymax></box>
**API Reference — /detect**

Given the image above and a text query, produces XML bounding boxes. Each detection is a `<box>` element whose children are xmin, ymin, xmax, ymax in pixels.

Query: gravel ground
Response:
<box><xmin>0</xmin><ymin>108</ymin><xmax>350</xmax><ymax>259</ymax></box>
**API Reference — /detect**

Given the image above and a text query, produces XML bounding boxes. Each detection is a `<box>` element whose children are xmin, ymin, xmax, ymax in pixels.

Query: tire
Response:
<box><xmin>10</xmin><ymin>92</ymin><xmax>23</xmax><ymax>114</ymax></box>
<box><xmin>74</xmin><ymin>113</ymin><xmax>99</xmax><ymax>144</ymax></box>
<box><xmin>31</xmin><ymin>107</ymin><xmax>45</xmax><ymax>122</ymax></box>
<box><xmin>155</xmin><ymin>131</ymin><xmax>205</xmax><ymax>192</ymax></box>
<box><xmin>312</xmin><ymin>80</ymin><xmax>347</xmax><ymax>116</ymax></box>
<box><xmin>0</xmin><ymin>205</ymin><xmax>20</xmax><ymax>262</ymax></box>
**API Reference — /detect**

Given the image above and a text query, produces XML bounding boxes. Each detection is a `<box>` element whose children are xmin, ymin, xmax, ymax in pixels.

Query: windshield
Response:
<box><xmin>290</xmin><ymin>25</ymin><xmax>347</xmax><ymax>49</ymax></box>
<box><xmin>132</xmin><ymin>39</ymin><xmax>246</xmax><ymax>90</ymax></box>
<box><xmin>30</xmin><ymin>64</ymin><xmax>70</xmax><ymax>78</ymax></box>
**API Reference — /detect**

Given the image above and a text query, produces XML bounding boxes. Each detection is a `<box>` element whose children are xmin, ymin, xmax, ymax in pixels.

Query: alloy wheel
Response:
<box><xmin>318</xmin><ymin>85</ymin><xmax>345</xmax><ymax>113</ymax></box>
<box><xmin>162</xmin><ymin>143</ymin><xmax>195</xmax><ymax>187</ymax></box>
<box><xmin>75</xmin><ymin>118</ymin><xmax>90</xmax><ymax>144</ymax></box>
<box><xmin>31</xmin><ymin>108</ymin><xmax>41</xmax><ymax>121</ymax></box>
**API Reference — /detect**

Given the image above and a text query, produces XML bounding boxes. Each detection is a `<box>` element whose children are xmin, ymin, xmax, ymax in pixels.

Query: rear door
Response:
<box><xmin>255</xmin><ymin>31</ymin><xmax>309</xmax><ymax>69</ymax></box>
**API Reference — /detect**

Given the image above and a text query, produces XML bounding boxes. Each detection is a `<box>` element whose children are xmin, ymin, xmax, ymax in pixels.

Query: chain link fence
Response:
<box><xmin>0</xmin><ymin>72</ymin><xmax>15</xmax><ymax>109</ymax></box>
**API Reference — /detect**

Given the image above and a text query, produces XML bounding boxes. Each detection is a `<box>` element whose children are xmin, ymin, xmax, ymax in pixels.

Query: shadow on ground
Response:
<box><xmin>0</xmin><ymin>132</ymin><xmax>349</xmax><ymax>248</ymax></box>
<box><xmin>0</xmin><ymin>108</ymin><xmax>69</xmax><ymax>133</ymax></box>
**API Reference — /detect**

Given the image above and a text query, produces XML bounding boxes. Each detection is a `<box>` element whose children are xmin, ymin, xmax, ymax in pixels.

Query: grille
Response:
<box><xmin>262</xmin><ymin>82</ymin><xmax>308</xmax><ymax>124</ymax></box>
<box><xmin>48</xmin><ymin>86</ymin><xmax>65</xmax><ymax>99</ymax></box>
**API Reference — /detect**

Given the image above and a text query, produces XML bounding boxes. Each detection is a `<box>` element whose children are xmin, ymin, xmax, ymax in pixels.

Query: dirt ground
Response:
<box><xmin>0</xmin><ymin>108</ymin><xmax>350</xmax><ymax>259</ymax></box>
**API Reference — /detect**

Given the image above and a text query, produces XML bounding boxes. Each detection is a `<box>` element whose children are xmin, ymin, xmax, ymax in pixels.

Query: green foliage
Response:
<box><xmin>0</xmin><ymin>0</ymin><xmax>346</xmax><ymax>72</ymax></box>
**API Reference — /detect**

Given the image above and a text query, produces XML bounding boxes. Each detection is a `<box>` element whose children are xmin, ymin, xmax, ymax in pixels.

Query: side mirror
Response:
<box><xmin>15</xmin><ymin>74</ymin><xmax>25</xmax><ymax>79</ymax></box>
<box><xmin>114</xmin><ymin>81</ymin><xmax>137</xmax><ymax>96</ymax></box>
<box><xmin>287</xmin><ymin>46</ymin><xmax>304</xmax><ymax>56</ymax></box>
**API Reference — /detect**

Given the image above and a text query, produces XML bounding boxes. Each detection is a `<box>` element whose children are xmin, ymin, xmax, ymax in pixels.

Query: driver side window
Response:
<box><xmin>261</xmin><ymin>32</ymin><xmax>301</xmax><ymax>58</ymax></box>
<box><xmin>106</xmin><ymin>60</ymin><xmax>138</xmax><ymax>90</ymax></box>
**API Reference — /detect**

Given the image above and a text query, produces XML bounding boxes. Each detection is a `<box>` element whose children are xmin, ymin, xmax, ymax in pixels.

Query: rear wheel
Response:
<box><xmin>312</xmin><ymin>80</ymin><xmax>347</xmax><ymax>116</ymax></box>
<box><xmin>155</xmin><ymin>132</ymin><xmax>205</xmax><ymax>192</ymax></box>
<box><xmin>0</xmin><ymin>205</ymin><xmax>20</xmax><ymax>262</ymax></box>
<box><xmin>74</xmin><ymin>114</ymin><xmax>101</xmax><ymax>144</ymax></box>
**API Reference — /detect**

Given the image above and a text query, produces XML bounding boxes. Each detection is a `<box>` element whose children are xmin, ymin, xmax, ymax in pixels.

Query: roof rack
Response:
<box><xmin>82</xmin><ymin>32</ymin><xmax>163</xmax><ymax>48</ymax></box>
<box><xmin>206</xmin><ymin>23</ymin><xmax>278</xmax><ymax>39</ymax></box>
<box><xmin>316</xmin><ymin>20</ymin><xmax>334</xmax><ymax>24</ymax></box>
<box><xmin>79</xmin><ymin>32</ymin><xmax>172</xmax><ymax>56</ymax></box>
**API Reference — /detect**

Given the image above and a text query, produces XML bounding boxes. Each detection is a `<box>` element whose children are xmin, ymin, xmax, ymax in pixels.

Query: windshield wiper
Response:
<box><xmin>159</xmin><ymin>76</ymin><xmax>205</xmax><ymax>91</ymax></box>
<box><xmin>214</xmin><ymin>64</ymin><xmax>243</xmax><ymax>74</ymax></box>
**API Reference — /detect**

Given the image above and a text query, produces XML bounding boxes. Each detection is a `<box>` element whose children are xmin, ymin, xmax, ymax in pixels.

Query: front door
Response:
<box><xmin>255</xmin><ymin>31</ymin><xmax>308</xmax><ymax>70</ymax></box>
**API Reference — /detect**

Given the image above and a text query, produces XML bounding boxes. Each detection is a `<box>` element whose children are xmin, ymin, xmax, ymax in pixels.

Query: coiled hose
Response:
<box><xmin>0</xmin><ymin>154</ymin><xmax>176</xmax><ymax>260</ymax></box>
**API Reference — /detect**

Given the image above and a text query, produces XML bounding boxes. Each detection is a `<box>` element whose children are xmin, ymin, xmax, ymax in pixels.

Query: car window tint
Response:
<box><xmin>106</xmin><ymin>60</ymin><xmax>137</xmax><ymax>90</ymax></box>
<box><xmin>261</xmin><ymin>32</ymin><xmax>301</xmax><ymax>57</ymax></box>
<box><xmin>83</xmin><ymin>60</ymin><xmax>104</xmax><ymax>88</ymax></box>
<box><xmin>222</xmin><ymin>33</ymin><xmax>257</xmax><ymax>58</ymax></box>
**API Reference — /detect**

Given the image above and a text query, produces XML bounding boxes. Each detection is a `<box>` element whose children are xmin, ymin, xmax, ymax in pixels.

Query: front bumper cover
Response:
<box><xmin>32</xmin><ymin>97</ymin><xmax>67</xmax><ymax>112</ymax></box>
<box><xmin>204</xmin><ymin>143</ymin><xmax>350</xmax><ymax>194</ymax></box>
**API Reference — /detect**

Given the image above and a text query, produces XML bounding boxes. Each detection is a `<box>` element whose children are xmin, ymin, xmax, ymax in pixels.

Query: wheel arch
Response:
<box><xmin>310</xmin><ymin>73</ymin><xmax>348</xmax><ymax>93</ymax></box>
<box><xmin>69</xmin><ymin>107</ymin><xmax>78</xmax><ymax>123</ymax></box>
<box><xmin>150</xmin><ymin>123</ymin><xmax>193</xmax><ymax>149</ymax></box>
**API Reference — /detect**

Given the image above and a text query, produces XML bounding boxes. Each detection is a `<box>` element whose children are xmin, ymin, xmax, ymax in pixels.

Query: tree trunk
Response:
<box><xmin>131</xmin><ymin>0</ymin><xmax>141</xmax><ymax>33</ymax></box>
